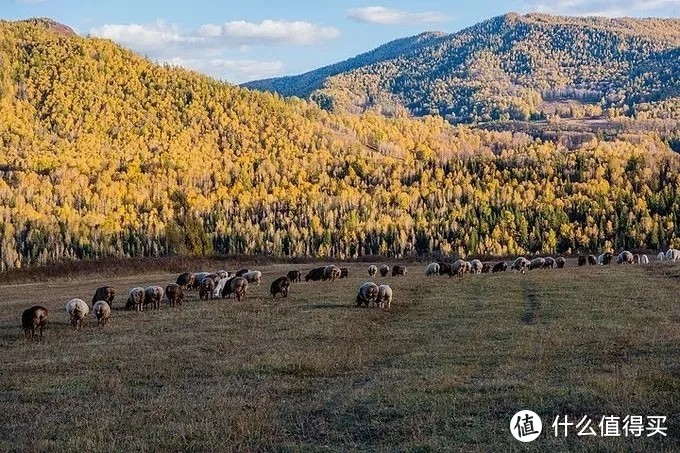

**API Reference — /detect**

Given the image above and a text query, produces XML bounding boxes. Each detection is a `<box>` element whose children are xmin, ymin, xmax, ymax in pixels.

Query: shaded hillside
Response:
<box><xmin>247</xmin><ymin>13</ymin><xmax>680</xmax><ymax>124</ymax></box>
<box><xmin>1</xmin><ymin>18</ymin><xmax>680</xmax><ymax>270</ymax></box>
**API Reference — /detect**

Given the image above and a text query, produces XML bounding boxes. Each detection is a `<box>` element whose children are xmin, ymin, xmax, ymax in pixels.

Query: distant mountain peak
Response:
<box><xmin>19</xmin><ymin>18</ymin><xmax>77</xmax><ymax>37</ymax></box>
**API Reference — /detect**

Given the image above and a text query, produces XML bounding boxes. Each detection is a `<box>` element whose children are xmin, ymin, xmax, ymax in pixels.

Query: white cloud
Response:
<box><xmin>528</xmin><ymin>0</ymin><xmax>680</xmax><ymax>16</ymax></box>
<box><xmin>348</xmin><ymin>6</ymin><xmax>448</xmax><ymax>25</ymax></box>
<box><xmin>215</xmin><ymin>19</ymin><xmax>340</xmax><ymax>44</ymax></box>
<box><xmin>165</xmin><ymin>57</ymin><xmax>284</xmax><ymax>83</ymax></box>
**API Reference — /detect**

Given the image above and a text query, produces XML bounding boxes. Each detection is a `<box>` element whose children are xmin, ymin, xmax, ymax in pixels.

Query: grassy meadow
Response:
<box><xmin>0</xmin><ymin>260</ymin><xmax>678</xmax><ymax>452</ymax></box>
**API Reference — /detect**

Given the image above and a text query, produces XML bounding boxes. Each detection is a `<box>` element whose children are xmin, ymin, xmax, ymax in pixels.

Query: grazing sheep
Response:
<box><xmin>633</xmin><ymin>254</ymin><xmax>640</xmax><ymax>264</ymax></box>
<box><xmin>452</xmin><ymin>259</ymin><xmax>469</xmax><ymax>277</ymax></box>
<box><xmin>597</xmin><ymin>252</ymin><xmax>613</xmax><ymax>265</ymax></box>
<box><xmin>92</xmin><ymin>300</ymin><xmax>111</xmax><ymax>326</ymax></box>
<box><xmin>379</xmin><ymin>264</ymin><xmax>390</xmax><ymax>277</ymax></box>
<box><xmin>125</xmin><ymin>287</ymin><xmax>145</xmax><ymax>311</ymax></box>
<box><xmin>356</xmin><ymin>282</ymin><xmax>379</xmax><ymax>308</ymax></box>
<box><xmin>470</xmin><ymin>259</ymin><xmax>483</xmax><ymax>275</ymax></box>
<box><xmin>165</xmin><ymin>283</ymin><xmax>184</xmax><ymax>307</ymax></box>
<box><xmin>578</xmin><ymin>256</ymin><xmax>587</xmax><ymax>266</ymax></box>
<box><xmin>481</xmin><ymin>263</ymin><xmax>491</xmax><ymax>273</ymax></box>
<box><xmin>92</xmin><ymin>286</ymin><xmax>115</xmax><ymax>308</ymax></box>
<box><xmin>242</xmin><ymin>270</ymin><xmax>262</xmax><ymax>286</ymax></box>
<box><xmin>340</xmin><ymin>267</ymin><xmax>349</xmax><ymax>279</ymax></box>
<box><xmin>323</xmin><ymin>265</ymin><xmax>341</xmax><ymax>281</ymax></box>
<box><xmin>587</xmin><ymin>255</ymin><xmax>597</xmax><ymax>265</ymax></box>
<box><xmin>287</xmin><ymin>270</ymin><xmax>302</xmax><ymax>283</ymax></box>
<box><xmin>66</xmin><ymin>299</ymin><xmax>89</xmax><ymax>329</ymax></box>
<box><xmin>511</xmin><ymin>257</ymin><xmax>530</xmax><ymax>274</ymax></box>
<box><xmin>376</xmin><ymin>284</ymin><xmax>393</xmax><ymax>309</ymax></box>
<box><xmin>305</xmin><ymin>267</ymin><xmax>326</xmax><ymax>282</ymax></box>
<box><xmin>234</xmin><ymin>269</ymin><xmax>250</xmax><ymax>277</ymax></box>
<box><xmin>199</xmin><ymin>278</ymin><xmax>216</xmax><ymax>300</ymax></box>
<box><xmin>270</xmin><ymin>276</ymin><xmax>291</xmax><ymax>298</ymax></box>
<box><xmin>425</xmin><ymin>262</ymin><xmax>440</xmax><ymax>276</ymax></box>
<box><xmin>529</xmin><ymin>257</ymin><xmax>546</xmax><ymax>271</ymax></box>
<box><xmin>667</xmin><ymin>248</ymin><xmax>680</xmax><ymax>262</ymax></box>
<box><xmin>392</xmin><ymin>265</ymin><xmax>406</xmax><ymax>277</ymax></box>
<box><xmin>555</xmin><ymin>256</ymin><xmax>567</xmax><ymax>268</ymax></box>
<box><xmin>617</xmin><ymin>251</ymin><xmax>634</xmax><ymax>264</ymax></box>
<box><xmin>228</xmin><ymin>277</ymin><xmax>248</xmax><ymax>302</ymax></box>
<box><xmin>437</xmin><ymin>262</ymin><xmax>454</xmax><ymax>276</ymax></box>
<box><xmin>657</xmin><ymin>252</ymin><xmax>666</xmax><ymax>261</ymax></box>
<box><xmin>191</xmin><ymin>272</ymin><xmax>212</xmax><ymax>290</ymax></box>
<box><xmin>367</xmin><ymin>265</ymin><xmax>378</xmax><ymax>277</ymax></box>
<box><xmin>639</xmin><ymin>254</ymin><xmax>649</xmax><ymax>265</ymax></box>
<box><xmin>492</xmin><ymin>261</ymin><xmax>507</xmax><ymax>273</ymax></box>
<box><xmin>216</xmin><ymin>270</ymin><xmax>230</xmax><ymax>279</ymax></box>
<box><xmin>176</xmin><ymin>272</ymin><xmax>195</xmax><ymax>290</ymax></box>
<box><xmin>214</xmin><ymin>277</ymin><xmax>230</xmax><ymax>298</ymax></box>
<box><xmin>543</xmin><ymin>257</ymin><xmax>556</xmax><ymax>269</ymax></box>
<box><xmin>22</xmin><ymin>306</ymin><xmax>48</xmax><ymax>339</ymax></box>
<box><xmin>143</xmin><ymin>286</ymin><xmax>164</xmax><ymax>310</ymax></box>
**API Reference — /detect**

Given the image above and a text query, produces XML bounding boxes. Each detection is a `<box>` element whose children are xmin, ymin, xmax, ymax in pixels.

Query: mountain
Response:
<box><xmin>244</xmin><ymin>13</ymin><xmax>680</xmax><ymax>124</ymax></box>
<box><xmin>1</xmin><ymin>18</ymin><xmax>680</xmax><ymax>271</ymax></box>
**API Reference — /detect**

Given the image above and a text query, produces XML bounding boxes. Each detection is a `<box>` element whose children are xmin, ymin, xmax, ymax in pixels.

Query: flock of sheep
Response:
<box><xmin>19</xmin><ymin>248</ymin><xmax>679</xmax><ymax>340</ymax></box>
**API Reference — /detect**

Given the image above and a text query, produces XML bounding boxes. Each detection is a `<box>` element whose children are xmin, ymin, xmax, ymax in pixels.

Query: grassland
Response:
<box><xmin>0</xmin><ymin>261</ymin><xmax>678</xmax><ymax>452</ymax></box>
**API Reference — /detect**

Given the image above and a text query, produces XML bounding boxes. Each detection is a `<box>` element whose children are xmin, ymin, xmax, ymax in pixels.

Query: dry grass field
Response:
<box><xmin>1</xmin><ymin>260</ymin><xmax>678</xmax><ymax>452</ymax></box>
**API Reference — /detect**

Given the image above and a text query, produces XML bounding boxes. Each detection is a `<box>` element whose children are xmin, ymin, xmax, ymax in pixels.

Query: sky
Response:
<box><xmin>3</xmin><ymin>1</ymin><xmax>680</xmax><ymax>84</ymax></box>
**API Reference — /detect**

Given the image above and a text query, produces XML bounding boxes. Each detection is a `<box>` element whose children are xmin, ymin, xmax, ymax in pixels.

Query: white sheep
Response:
<box><xmin>126</xmin><ymin>287</ymin><xmax>145</xmax><ymax>311</ymax></box>
<box><xmin>657</xmin><ymin>252</ymin><xmax>666</xmax><ymax>261</ymax></box>
<box><xmin>452</xmin><ymin>259</ymin><xmax>469</xmax><ymax>276</ymax></box>
<box><xmin>368</xmin><ymin>265</ymin><xmax>378</xmax><ymax>277</ymax></box>
<box><xmin>639</xmin><ymin>254</ymin><xmax>649</xmax><ymax>265</ymax></box>
<box><xmin>356</xmin><ymin>282</ymin><xmax>379</xmax><ymax>307</ymax></box>
<box><xmin>241</xmin><ymin>270</ymin><xmax>262</xmax><ymax>286</ymax></box>
<box><xmin>529</xmin><ymin>257</ymin><xmax>545</xmax><ymax>270</ymax></box>
<box><xmin>617</xmin><ymin>251</ymin><xmax>634</xmax><ymax>264</ymax></box>
<box><xmin>425</xmin><ymin>262</ymin><xmax>440</xmax><ymax>276</ymax></box>
<box><xmin>470</xmin><ymin>259</ymin><xmax>483</xmax><ymax>275</ymax></box>
<box><xmin>323</xmin><ymin>265</ymin><xmax>341</xmax><ymax>281</ymax></box>
<box><xmin>666</xmin><ymin>248</ymin><xmax>680</xmax><ymax>262</ymax></box>
<box><xmin>376</xmin><ymin>284</ymin><xmax>393</xmax><ymax>309</ymax></box>
<box><xmin>66</xmin><ymin>298</ymin><xmax>89</xmax><ymax>329</ymax></box>
<box><xmin>92</xmin><ymin>300</ymin><xmax>111</xmax><ymax>326</ymax></box>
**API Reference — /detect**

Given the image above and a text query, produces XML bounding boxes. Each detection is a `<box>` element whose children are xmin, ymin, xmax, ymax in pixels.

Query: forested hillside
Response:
<box><xmin>1</xmin><ymin>18</ymin><xmax>680</xmax><ymax>270</ymax></box>
<box><xmin>245</xmin><ymin>13</ymin><xmax>680</xmax><ymax>124</ymax></box>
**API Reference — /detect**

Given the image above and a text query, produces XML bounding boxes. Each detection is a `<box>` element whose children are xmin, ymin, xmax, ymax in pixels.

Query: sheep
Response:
<box><xmin>529</xmin><ymin>257</ymin><xmax>546</xmax><ymax>271</ymax></box>
<box><xmin>543</xmin><ymin>257</ymin><xmax>556</xmax><ymax>269</ymax></box>
<box><xmin>587</xmin><ymin>255</ymin><xmax>597</xmax><ymax>265</ymax></box>
<box><xmin>214</xmin><ymin>277</ymin><xmax>230</xmax><ymax>298</ymax></box>
<box><xmin>379</xmin><ymin>264</ymin><xmax>390</xmax><ymax>277</ymax></box>
<box><xmin>425</xmin><ymin>262</ymin><xmax>440</xmax><ymax>276</ymax></box>
<box><xmin>511</xmin><ymin>257</ymin><xmax>530</xmax><ymax>274</ymax></box>
<box><xmin>356</xmin><ymin>282</ymin><xmax>379</xmax><ymax>308</ymax></box>
<box><xmin>241</xmin><ymin>270</ymin><xmax>262</xmax><ymax>286</ymax></box>
<box><xmin>367</xmin><ymin>265</ymin><xmax>378</xmax><ymax>277</ymax></box>
<box><xmin>555</xmin><ymin>257</ymin><xmax>567</xmax><ymax>268</ymax></box>
<box><xmin>176</xmin><ymin>272</ymin><xmax>195</xmax><ymax>290</ymax></box>
<box><xmin>667</xmin><ymin>248</ymin><xmax>680</xmax><ymax>262</ymax></box>
<box><xmin>633</xmin><ymin>254</ymin><xmax>640</xmax><ymax>264</ymax></box>
<box><xmin>125</xmin><ymin>287</ymin><xmax>145</xmax><ymax>311</ymax></box>
<box><xmin>66</xmin><ymin>298</ymin><xmax>89</xmax><ymax>329</ymax></box>
<box><xmin>234</xmin><ymin>268</ymin><xmax>250</xmax><ymax>277</ymax></box>
<box><xmin>452</xmin><ymin>259</ymin><xmax>469</xmax><ymax>277</ymax></box>
<box><xmin>657</xmin><ymin>252</ymin><xmax>666</xmax><ymax>261</ymax></box>
<box><xmin>617</xmin><ymin>251</ymin><xmax>634</xmax><ymax>264</ymax></box>
<box><xmin>216</xmin><ymin>270</ymin><xmax>230</xmax><ymax>279</ymax></box>
<box><xmin>270</xmin><ymin>276</ymin><xmax>291</xmax><ymax>298</ymax></box>
<box><xmin>437</xmin><ymin>262</ymin><xmax>454</xmax><ymax>276</ymax></box>
<box><xmin>323</xmin><ymin>265</ymin><xmax>341</xmax><ymax>281</ymax></box>
<box><xmin>92</xmin><ymin>300</ymin><xmax>111</xmax><ymax>326</ymax></box>
<box><xmin>376</xmin><ymin>284</ymin><xmax>393</xmax><ymax>309</ymax></box>
<box><xmin>305</xmin><ymin>267</ymin><xmax>326</xmax><ymax>282</ymax></box>
<box><xmin>199</xmin><ymin>278</ymin><xmax>215</xmax><ymax>300</ymax></box>
<box><xmin>597</xmin><ymin>252</ymin><xmax>613</xmax><ymax>265</ymax></box>
<box><xmin>22</xmin><ymin>305</ymin><xmax>48</xmax><ymax>339</ymax></box>
<box><xmin>392</xmin><ymin>265</ymin><xmax>406</xmax><ymax>276</ymax></box>
<box><xmin>470</xmin><ymin>259</ymin><xmax>483</xmax><ymax>275</ymax></box>
<box><xmin>287</xmin><ymin>270</ymin><xmax>302</xmax><ymax>283</ymax></box>
<box><xmin>339</xmin><ymin>267</ymin><xmax>349</xmax><ymax>279</ymax></box>
<box><xmin>578</xmin><ymin>256</ymin><xmax>587</xmax><ymax>266</ymax></box>
<box><xmin>228</xmin><ymin>277</ymin><xmax>248</xmax><ymax>302</ymax></box>
<box><xmin>639</xmin><ymin>254</ymin><xmax>649</xmax><ymax>265</ymax></box>
<box><xmin>143</xmin><ymin>286</ymin><xmax>164</xmax><ymax>310</ymax></box>
<box><xmin>481</xmin><ymin>263</ymin><xmax>491</xmax><ymax>274</ymax></box>
<box><xmin>165</xmin><ymin>283</ymin><xmax>184</xmax><ymax>307</ymax></box>
<box><xmin>492</xmin><ymin>261</ymin><xmax>507</xmax><ymax>273</ymax></box>
<box><xmin>92</xmin><ymin>286</ymin><xmax>115</xmax><ymax>308</ymax></box>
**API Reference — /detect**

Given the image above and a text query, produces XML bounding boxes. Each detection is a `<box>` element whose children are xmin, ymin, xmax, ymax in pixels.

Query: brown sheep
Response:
<box><xmin>165</xmin><ymin>283</ymin><xmax>184</xmax><ymax>307</ymax></box>
<box><xmin>92</xmin><ymin>301</ymin><xmax>111</xmax><ymax>326</ymax></box>
<box><xmin>176</xmin><ymin>272</ymin><xmax>195</xmax><ymax>290</ymax></box>
<box><xmin>287</xmin><ymin>270</ymin><xmax>302</xmax><ymax>283</ymax></box>
<box><xmin>578</xmin><ymin>256</ymin><xmax>587</xmax><ymax>266</ymax></box>
<box><xmin>143</xmin><ymin>286</ymin><xmax>164</xmax><ymax>310</ymax></box>
<box><xmin>305</xmin><ymin>267</ymin><xmax>326</xmax><ymax>282</ymax></box>
<box><xmin>270</xmin><ymin>276</ymin><xmax>291</xmax><ymax>298</ymax></box>
<box><xmin>22</xmin><ymin>306</ymin><xmax>48</xmax><ymax>339</ymax></box>
<box><xmin>555</xmin><ymin>257</ymin><xmax>567</xmax><ymax>268</ymax></box>
<box><xmin>340</xmin><ymin>267</ymin><xmax>349</xmax><ymax>279</ymax></box>
<box><xmin>392</xmin><ymin>265</ymin><xmax>407</xmax><ymax>276</ymax></box>
<box><xmin>492</xmin><ymin>261</ymin><xmax>507</xmax><ymax>273</ymax></box>
<box><xmin>92</xmin><ymin>286</ymin><xmax>115</xmax><ymax>308</ymax></box>
<box><xmin>437</xmin><ymin>262</ymin><xmax>454</xmax><ymax>276</ymax></box>
<box><xmin>368</xmin><ymin>265</ymin><xmax>378</xmax><ymax>277</ymax></box>
<box><xmin>229</xmin><ymin>277</ymin><xmax>248</xmax><ymax>302</ymax></box>
<box><xmin>481</xmin><ymin>263</ymin><xmax>491</xmax><ymax>274</ymax></box>
<box><xmin>587</xmin><ymin>255</ymin><xmax>597</xmax><ymax>265</ymax></box>
<box><xmin>199</xmin><ymin>278</ymin><xmax>215</xmax><ymax>300</ymax></box>
<box><xmin>323</xmin><ymin>265</ymin><xmax>341</xmax><ymax>281</ymax></box>
<box><xmin>126</xmin><ymin>287</ymin><xmax>145</xmax><ymax>311</ymax></box>
<box><xmin>379</xmin><ymin>264</ymin><xmax>390</xmax><ymax>277</ymax></box>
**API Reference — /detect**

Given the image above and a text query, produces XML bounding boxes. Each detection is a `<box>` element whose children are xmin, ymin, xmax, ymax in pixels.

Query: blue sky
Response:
<box><xmin>4</xmin><ymin>1</ymin><xmax>680</xmax><ymax>83</ymax></box>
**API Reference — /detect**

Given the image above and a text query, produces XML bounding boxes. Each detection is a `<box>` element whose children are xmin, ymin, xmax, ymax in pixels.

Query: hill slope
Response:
<box><xmin>1</xmin><ymin>18</ymin><xmax>680</xmax><ymax>270</ymax></box>
<box><xmin>245</xmin><ymin>13</ymin><xmax>680</xmax><ymax>123</ymax></box>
